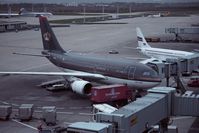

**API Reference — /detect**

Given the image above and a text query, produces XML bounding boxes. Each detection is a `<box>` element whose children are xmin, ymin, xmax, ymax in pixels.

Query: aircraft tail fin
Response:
<box><xmin>39</xmin><ymin>16</ymin><xmax>65</xmax><ymax>53</ymax></box>
<box><xmin>18</xmin><ymin>8</ymin><xmax>26</xmax><ymax>15</ymax></box>
<box><xmin>136</xmin><ymin>27</ymin><xmax>151</xmax><ymax>48</ymax></box>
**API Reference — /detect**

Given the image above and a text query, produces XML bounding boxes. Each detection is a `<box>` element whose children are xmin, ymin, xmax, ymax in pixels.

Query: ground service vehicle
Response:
<box><xmin>187</xmin><ymin>76</ymin><xmax>199</xmax><ymax>87</ymax></box>
<box><xmin>91</xmin><ymin>84</ymin><xmax>133</xmax><ymax>105</ymax></box>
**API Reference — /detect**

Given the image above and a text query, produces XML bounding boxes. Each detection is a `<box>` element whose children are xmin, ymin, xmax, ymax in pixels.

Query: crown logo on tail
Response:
<box><xmin>43</xmin><ymin>32</ymin><xmax>51</xmax><ymax>41</ymax></box>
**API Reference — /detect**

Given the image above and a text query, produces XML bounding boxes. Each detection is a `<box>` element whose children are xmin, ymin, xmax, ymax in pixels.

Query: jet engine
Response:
<box><xmin>71</xmin><ymin>80</ymin><xmax>92</xmax><ymax>95</ymax></box>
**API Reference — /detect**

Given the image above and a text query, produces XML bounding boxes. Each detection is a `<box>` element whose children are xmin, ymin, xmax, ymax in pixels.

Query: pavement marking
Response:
<box><xmin>78</xmin><ymin>113</ymin><xmax>93</xmax><ymax>116</ymax></box>
<box><xmin>20</xmin><ymin>62</ymin><xmax>50</xmax><ymax>72</ymax></box>
<box><xmin>85</xmin><ymin>106</ymin><xmax>92</xmax><ymax>109</ymax></box>
<box><xmin>0</xmin><ymin>100</ymin><xmax>19</xmax><ymax>106</ymax></box>
<box><xmin>70</xmin><ymin>107</ymin><xmax>83</xmax><ymax>109</ymax></box>
<box><xmin>56</xmin><ymin>107</ymin><xmax>65</xmax><ymax>110</ymax></box>
<box><xmin>125</xmin><ymin>56</ymin><xmax>147</xmax><ymax>60</ymax></box>
<box><xmin>70</xmin><ymin>106</ymin><xmax>91</xmax><ymax>110</ymax></box>
<box><xmin>57</xmin><ymin>111</ymin><xmax>74</xmax><ymax>115</ymax></box>
<box><xmin>63</xmin><ymin>122</ymin><xmax>72</xmax><ymax>125</ymax></box>
<box><xmin>123</xmin><ymin>46</ymin><xmax>138</xmax><ymax>50</ymax></box>
<box><xmin>0</xmin><ymin>101</ymin><xmax>9</xmax><ymax>105</ymax></box>
<box><xmin>36</xmin><ymin>107</ymin><xmax>65</xmax><ymax>110</ymax></box>
<box><xmin>12</xmin><ymin>119</ymin><xmax>38</xmax><ymax>131</ymax></box>
<box><xmin>34</xmin><ymin>110</ymin><xmax>74</xmax><ymax>115</ymax></box>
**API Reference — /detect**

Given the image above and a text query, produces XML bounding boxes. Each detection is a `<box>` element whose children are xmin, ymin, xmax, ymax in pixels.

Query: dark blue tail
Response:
<box><xmin>39</xmin><ymin>16</ymin><xmax>65</xmax><ymax>53</ymax></box>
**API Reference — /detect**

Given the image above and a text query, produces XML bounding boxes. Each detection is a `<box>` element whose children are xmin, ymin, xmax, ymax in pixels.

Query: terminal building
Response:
<box><xmin>0</xmin><ymin>21</ymin><xmax>27</xmax><ymax>32</ymax></box>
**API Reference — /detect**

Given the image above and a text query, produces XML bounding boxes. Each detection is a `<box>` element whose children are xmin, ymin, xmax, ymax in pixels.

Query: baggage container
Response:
<box><xmin>0</xmin><ymin>105</ymin><xmax>12</xmax><ymax>120</ymax></box>
<box><xmin>91</xmin><ymin>84</ymin><xmax>132</xmax><ymax>103</ymax></box>
<box><xmin>42</xmin><ymin>106</ymin><xmax>56</xmax><ymax>126</ymax></box>
<box><xmin>19</xmin><ymin>104</ymin><xmax>34</xmax><ymax>121</ymax></box>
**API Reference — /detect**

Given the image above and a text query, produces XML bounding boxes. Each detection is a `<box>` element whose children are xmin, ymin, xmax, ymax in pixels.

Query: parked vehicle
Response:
<box><xmin>91</xmin><ymin>84</ymin><xmax>133</xmax><ymax>105</ymax></box>
<box><xmin>187</xmin><ymin>76</ymin><xmax>199</xmax><ymax>87</ymax></box>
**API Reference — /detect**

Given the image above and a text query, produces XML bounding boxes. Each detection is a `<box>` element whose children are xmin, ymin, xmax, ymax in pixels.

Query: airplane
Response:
<box><xmin>147</xmin><ymin>13</ymin><xmax>161</xmax><ymax>18</ymax></box>
<box><xmin>18</xmin><ymin>8</ymin><xmax>53</xmax><ymax>17</ymax></box>
<box><xmin>0</xmin><ymin>17</ymin><xmax>161</xmax><ymax>95</ymax></box>
<box><xmin>136</xmin><ymin>27</ymin><xmax>194</xmax><ymax>63</ymax></box>
<box><xmin>0</xmin><ymin>6</ymin><xmax>18</xmax><ymax>18</ymax></box>
<box><xmin>0</xmin><ymin>8</ymin><xmax>52</xmax><ymax>18</ymax></box>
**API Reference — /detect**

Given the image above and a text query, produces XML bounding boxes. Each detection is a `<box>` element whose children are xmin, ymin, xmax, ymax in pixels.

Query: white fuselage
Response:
<box><xmin>20</xmin><ymin>12</ymin><xmax>52</xmax><ymax>17</ymax></box>
<box><xmin>141</xmin><ymin>47</ymin><xmax>194</xmax><ymax>61</ymax></box>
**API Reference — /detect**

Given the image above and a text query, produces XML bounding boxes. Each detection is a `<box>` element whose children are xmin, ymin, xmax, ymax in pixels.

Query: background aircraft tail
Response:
<box><xmin>18</xmin><ymin>8</ymin><xmax>26</xmax><ymax>15</ymax></box>
<box><xmin>39</xmin><ymin>16</ymin><xmax>65</xmax><ymax>53</ymax></box>
<box><xmin>136</xmin><ymin>27</ymin><xmax>151</xmax><ymax>48</ymax></box>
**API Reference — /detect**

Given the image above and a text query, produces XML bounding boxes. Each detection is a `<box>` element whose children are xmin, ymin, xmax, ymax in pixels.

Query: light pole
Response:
<box><xmin>102</xmin><ymin>4</ymin><xmax>105</xmax><ymax>20</ymax></box>
<box><xmin>116</xmin><ymin>5</ymin><xmax>119</xmax><ymax>19</ymax></box>
<box><xmin>83</xmin><ymin>5</ymin><xmax>86</xmax><ymax>23</ymax></box>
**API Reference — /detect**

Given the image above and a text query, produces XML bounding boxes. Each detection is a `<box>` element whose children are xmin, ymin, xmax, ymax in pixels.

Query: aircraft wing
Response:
<box><xmin>0</xmin><ymin>13</ymin><xmax>19</xmax><ymax>17</ymax></box>
<box><xmin>0</xmin><ymin>71</ymin><xmax>106</xmax><ymax>80</ymax></box>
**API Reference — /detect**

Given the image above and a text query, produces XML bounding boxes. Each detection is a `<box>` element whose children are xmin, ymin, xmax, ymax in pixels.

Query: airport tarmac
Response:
<box><xmin>0</xmin><ymin>15</ymin><xmax>198</xmax><ymax>132</ymax></box>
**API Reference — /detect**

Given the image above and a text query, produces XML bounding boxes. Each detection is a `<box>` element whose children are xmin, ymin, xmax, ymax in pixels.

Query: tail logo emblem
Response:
<box><xmin>137</xmin><ymin>36</ymin><xmax>143</xmax><ymax>41</ymax></box>
<box><xmin>43</xmin><ymin>32</ymin><xmax>51</xmax><ymax>41</ymax></box>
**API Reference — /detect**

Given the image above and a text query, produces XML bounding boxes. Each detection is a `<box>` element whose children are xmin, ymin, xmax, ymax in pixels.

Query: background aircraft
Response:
<box><xmin>147</xmin><ymin>13</ymin><xmax>162</xmax><ymax>18</ymax></box>
<box><xmin>136</xmin><ymin>27</ymin><xmax>194</xmax><ymax>63</ymax></box>
<box><xmin>0</xmin><ymin>8</ymin><xmax>52</xmax><ymax>18</ymax></box>
<box><xmin>0</xmin><ymin>17</ymin><xmax>161</xmax><ymax>95</ymax></box>
<box><xmin>18</xmin><ymin>8</ymin><xmax>52</xmax><ymax>17</ymax></box>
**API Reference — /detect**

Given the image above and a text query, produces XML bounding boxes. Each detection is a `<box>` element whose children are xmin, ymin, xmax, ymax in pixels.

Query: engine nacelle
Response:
<box><xmin>71</xmin><ymin>80</ymin><xmax>92</xmax><ymax>95</ymax></box>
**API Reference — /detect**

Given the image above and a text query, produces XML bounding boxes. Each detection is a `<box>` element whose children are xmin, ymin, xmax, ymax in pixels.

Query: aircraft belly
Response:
<box><xmin>104</xmin><ymin>77</ymin><xmax>159</xmax><ymax>90</ymax></box>
<box><xmin>60</xmin><ymin>68</ymin><xmax>159</xmax><ymax>90</ymax></box>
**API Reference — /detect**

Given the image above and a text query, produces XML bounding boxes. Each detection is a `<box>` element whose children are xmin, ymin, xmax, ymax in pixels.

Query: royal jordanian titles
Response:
<box><xmin>0</xmin><ymin>17</ymin><xmax>161</xmax><ymax>95</ymax></box>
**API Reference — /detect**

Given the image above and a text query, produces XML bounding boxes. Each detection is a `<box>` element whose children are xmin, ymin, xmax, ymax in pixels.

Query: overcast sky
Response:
<box><xmin>0</xmin><ymin>0</ymin><xmax>198</xmax><ymax>4</ymax></box>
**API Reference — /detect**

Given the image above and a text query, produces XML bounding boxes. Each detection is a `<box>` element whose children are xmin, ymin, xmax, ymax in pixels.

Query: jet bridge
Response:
<box><xmin>146</xmin><ymin>53</ymin><xmax>199</xmax><ymax>91</ymax></box>
<box><xmin>67</xmin><ymin>87</ymin><xmax>199</xmax><ymax>133</ymax></box>
<box><xmin>147</xmin><ymin>54</ymin><xmax>199</xmax><ymax>77</ymax></box>
<box><xmin>165</xmin><ymin>27</ymin><xmax>199</xmax><ymax>41</ymax></box>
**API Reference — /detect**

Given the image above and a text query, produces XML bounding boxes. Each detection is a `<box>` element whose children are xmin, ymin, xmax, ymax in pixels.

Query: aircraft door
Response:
<box><xmin>128</xmin><ymin>66</ymin><xmax>136</xmax><ymax>79</ymax></box>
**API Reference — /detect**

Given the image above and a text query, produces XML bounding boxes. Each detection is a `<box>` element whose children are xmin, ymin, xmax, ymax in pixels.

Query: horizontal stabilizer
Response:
<box><xmin>13</xmin><ymin>52</ymin><xmax>48</xmax><ymax>57</ymax></box>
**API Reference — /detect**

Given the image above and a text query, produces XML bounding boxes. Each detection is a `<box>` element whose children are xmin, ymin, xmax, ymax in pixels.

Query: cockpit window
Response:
<box><xmin>143</xmin><ymin>71</ymin><xmax>151</xmax><ymax>76</ymax></box>
<box><xmin>141</xmin><ymin>70</ymin><xmax>158</xmax><ymax>78</ymax></box>
<box><xmin>134</xmin><ymin>65</ymin><xmax>160</xmax><ymax>81</ymax></box>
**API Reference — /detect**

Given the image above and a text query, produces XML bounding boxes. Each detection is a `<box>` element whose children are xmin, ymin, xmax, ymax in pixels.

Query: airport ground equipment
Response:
<box><xmin>67</xmin><ymin>87</ymin><xmax>199</xmax><ymax>133</ymax></box>
<box><xmin>92</xmin><ymin>104</ymin><xmax>118</xmax><ymax>121</ymax></box>
<box><xmin>91</xmin><ymin>84</ymin><xmax>133</xmax><ymax>104</ymax></box>
<box><xmin>42</xmin><ymin>106</ymin><xmax>57</xmax><ymax>125</ymax></box>
<box><xmin>187</xmin><ymin>76</ymin><xmax>199</xmax><ymax>87</ymax></box>
<box><xmin>0</xmin><ymin>105</ymin><xmax>12</xmax><ymax>120</ymax></box>
<box><xmin>165</xmin><ymin>27</ymin><xmax>199</xmax><ymax>41</ymax></box>
<box><xmin>0</xmin><ymin>21</ymin><xmax>27</xmax><ymax>32</ymax></box>
<box><xmin>93</xmin><ymin>104</ymin><xmax>118</xmax><ymax>114</ymax></box>
<box><xmin>18</xmin><ymin>104</ymin><xmax>34</xmax><ymax>121</ymax></box>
